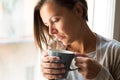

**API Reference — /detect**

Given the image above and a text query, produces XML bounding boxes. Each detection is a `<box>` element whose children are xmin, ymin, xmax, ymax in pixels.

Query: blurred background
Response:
<box><xmin>0</xmin><ymin>0</ymin><xmax>120</xmax><ymax>80</ymax></box>
<box><xmin>0</xmin><ymin>0</ymin><xmax>39</xmax><ymax>80</ymax></box>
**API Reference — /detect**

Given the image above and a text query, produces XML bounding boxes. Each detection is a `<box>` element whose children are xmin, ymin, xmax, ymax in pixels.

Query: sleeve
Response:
<box><xmin>93</xmin><ymin>66</ymin><xmax>114</xmax><ymax>80</ymax></box>
<box><xmin>94</xmin><ymin>41</ymin><xmax>120</xmax><ymax>80</ymax></box>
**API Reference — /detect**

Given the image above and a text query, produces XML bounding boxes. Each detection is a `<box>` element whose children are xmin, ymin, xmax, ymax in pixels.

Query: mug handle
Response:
<box><xmin>69</xmin><ymin>56</ymin><xmax>79</xmax><ymax>71</ymax></box>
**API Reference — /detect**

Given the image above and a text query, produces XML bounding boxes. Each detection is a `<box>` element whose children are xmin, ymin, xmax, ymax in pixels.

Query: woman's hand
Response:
<box><xmin>40</xmin><ymin>52</ymin><xmax>66</xmax><ymax>79</ymax></box>
<box><xmin>75</xmin><ymin>53</ymin><xmax>102</xmax><ymax>79</ymax></box>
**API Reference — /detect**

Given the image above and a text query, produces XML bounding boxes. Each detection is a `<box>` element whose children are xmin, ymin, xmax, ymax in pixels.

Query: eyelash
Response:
<box><xmin>45</xmin><ymin>18</ymin><xmax>59</xmax><ymax>27</ymax></box>
<box><xmin>52</xmin><ymin>18</ymin><xmax>59</xmax><ymax>23</ymax></box>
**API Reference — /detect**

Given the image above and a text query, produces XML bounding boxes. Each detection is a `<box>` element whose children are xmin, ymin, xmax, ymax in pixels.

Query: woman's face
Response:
<box><xmin>40</xmin><ymin>1</ymin><xmax>83</xmax><ymax>45</ymax></box>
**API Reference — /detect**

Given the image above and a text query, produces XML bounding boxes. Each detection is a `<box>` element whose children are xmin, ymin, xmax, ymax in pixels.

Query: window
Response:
<box><xmin>0</xmin><ymin>0</ymin><xmax>37</xmax><ymax>43</ymax></box>
<box><xmin>0</xmin><ymin>0</ymin><xmax>39</xmax><ymax>80</ymax></box>
<box><xmin>87</xmin><ymin>0</ymin><xmax>116</xmax><ymax>39</ymax></box>
<box><xmin>0</xmin><ymin>0</ymin><xmax>117</xmax><ymax>80</ymax></box>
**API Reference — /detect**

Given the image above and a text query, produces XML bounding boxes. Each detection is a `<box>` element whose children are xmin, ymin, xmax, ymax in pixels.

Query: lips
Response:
<box><xmin>55</xmin><ymin>35</ymin><xmax>63</xmax><ymax>41</ymax></box>
<box><xmin>58</xmin><ymin>37</ymin><xmax>62</xmax><ymax>41</ymax></box>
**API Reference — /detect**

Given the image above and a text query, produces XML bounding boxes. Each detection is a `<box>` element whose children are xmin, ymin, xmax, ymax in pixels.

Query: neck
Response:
<box><xmin>67</xmin><ymin>27</ymin><xmax>97</xmax><ymax>54</ymax></box>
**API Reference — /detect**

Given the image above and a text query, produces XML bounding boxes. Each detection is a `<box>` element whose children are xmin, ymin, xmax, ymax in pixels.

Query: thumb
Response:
<box><xmin>74</xmin><ymin>52</ymin><xmax>88</xmax><ymax>57</ymax></box>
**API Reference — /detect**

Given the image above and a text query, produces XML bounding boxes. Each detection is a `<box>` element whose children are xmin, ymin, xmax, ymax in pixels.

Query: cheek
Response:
<box><xmin>61</xmin><ymin>26</ymin><xmax>74</xmax><ymax>38</ymax></box>
<box><xmin>62</xmin><ymin>24</ymin><xmax>79</xmax><ymax>40</ymax></box>
<box><xmin>55</xmin><ymin>21</ymin><xmax>67</xmax><ymax>33</ymax></box>
<box><xmin>63</xmin><ymin>24</ymin><xmax>75</xmax><ymax>34</ymax></box>
<box><xmin>57</xmin><ymin>17</ymin><xmax>77</xmax><ymax>35</ymax></box>
<box><xmin>59</xmin><ymin>24</ymin><xmax>70</xmax><ymax>34</ymax></box>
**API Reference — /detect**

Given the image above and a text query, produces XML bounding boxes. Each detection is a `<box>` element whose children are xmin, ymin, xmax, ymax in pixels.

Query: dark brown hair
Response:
<box><xmin>34</xmin><ymin>0</ymin><xmax>88</xmax><ymax>51</ymax></box>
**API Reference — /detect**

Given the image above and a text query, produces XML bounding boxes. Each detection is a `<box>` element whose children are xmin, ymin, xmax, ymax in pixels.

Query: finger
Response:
<box><xmin>43</xmin><ymin>74</ymin><xmax>63</xmax><ymax>79</ymax></box>
<box><xmin>42</xmin><ymin>56</ymin><xmax>60</xmax><ymax>63</ymax></box>
<box><xmin>74</xmin><ymin>52</ymin><xmax>88</xmax><ymax>57</ymax></box>
<box><xmin>42</xmin><ymin>68</ymin><xmax>66</xmax><ymax>74</ymax></box>
<box><xmin>41</xmin><ymin>63</ymin><xmax>64</xmax><ymax>68</ymax></box>
<box><xmin>42</xmin><ymin>51</ymin><xmax>48</xmax><ymax>57</ymax></box>
<box><xmin>75</xmin><ymin>62</ymin><xmax>84</xmax><ymax>68</ymax></box>
<box><xmin>75</xmin><ymin>56</ymin><xmax>89</xmax><ymax>63</ymax></box>
<box><xmin>75</xmin><ymin>61</ymin><xmax>86</xmax><ymax>71</ymax></box>
<box><xmin>78</xmin><ymin>67</ymin><xmax>82</xmax><ymax>72</ymax></box>
<box><xmin>75</xmin><ymin>56</ymin><xmax>83</xmax><ymax>62</ymax></box>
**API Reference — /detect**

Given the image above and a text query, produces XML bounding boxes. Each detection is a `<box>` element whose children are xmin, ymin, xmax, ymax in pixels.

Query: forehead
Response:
<box><xmin>39</xmin><ymin>1</ymin><xmax>70</xmax><ymax>23</ymax></box>
<box><xmin>40</xmin><ymin>1</ymin><xmax>60</xmax><ymax>15</ymax></box>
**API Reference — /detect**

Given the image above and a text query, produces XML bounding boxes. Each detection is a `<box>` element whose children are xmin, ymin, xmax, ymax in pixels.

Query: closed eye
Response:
<box><xmin>51</xmin><ymin>17</ymin><xmax>60</xmax><ymax>24</ymax></box>
<box><xmin>53</xmin><ymin>18</ymin><xmax>59</xmax><ymax>23</ymax></box>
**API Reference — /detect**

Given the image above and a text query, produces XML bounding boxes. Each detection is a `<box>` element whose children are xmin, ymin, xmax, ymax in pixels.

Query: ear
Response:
<box><xmin>73</xmin><ymin>2</ymin><xmax>83</xmax><ymax>17</ymax></box>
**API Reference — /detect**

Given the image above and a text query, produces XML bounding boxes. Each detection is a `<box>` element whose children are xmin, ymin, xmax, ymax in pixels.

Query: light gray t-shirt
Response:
<box><xmin>40</xmin><ymin>34</ymin><xmax>120</xmax><ymax>80</ymax></box>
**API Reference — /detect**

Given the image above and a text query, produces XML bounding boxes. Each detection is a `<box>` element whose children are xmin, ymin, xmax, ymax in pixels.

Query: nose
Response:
<box><xmin>49</xmin><ymin>25</ymin><xmax>57</xmax><ymax>35</ymax></box>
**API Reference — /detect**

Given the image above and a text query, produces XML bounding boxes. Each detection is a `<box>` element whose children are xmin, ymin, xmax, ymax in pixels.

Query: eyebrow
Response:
<box><xmin>44</xmin><ymin>14</ymin><xmax>61</xmax><ymax>25</ymax></box>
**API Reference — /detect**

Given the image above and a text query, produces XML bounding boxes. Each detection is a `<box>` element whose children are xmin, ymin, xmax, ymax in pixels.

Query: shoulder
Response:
<box><xmin>97</xmin><ymin>34</ymin><xmax>120</xmax><ymax>50</ymax></box>
<box><xmin>97</xmin><ymin>34</ymin><xmax>120</xmax><ymax>60</ymax></box>
<box><xmin>104</xmin><ymin>39</ymin><xmax>120</xmax><ymax>51</ymax></box>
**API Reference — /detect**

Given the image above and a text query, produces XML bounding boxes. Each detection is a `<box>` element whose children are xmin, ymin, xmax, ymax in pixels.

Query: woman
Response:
<box><xmin>34</xmin><ymin>0</ymin><xmax>120</xmax><ymax>80</ymax></box>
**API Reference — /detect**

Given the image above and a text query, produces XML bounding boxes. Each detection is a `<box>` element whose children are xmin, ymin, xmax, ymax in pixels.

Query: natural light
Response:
<box><xmin>0</xmin><ymin>0</ymin><xmax>117</xmax><ymax>80</ymax></box>
<box><xmin>0</xmin><ymin>0</ymin><xmax>37</xmax><ymax>43</ymax></box>
<box><xmin>87</xmin><ymin>0</ymin><xmax>116</xmax><ymax>39</ymax></box>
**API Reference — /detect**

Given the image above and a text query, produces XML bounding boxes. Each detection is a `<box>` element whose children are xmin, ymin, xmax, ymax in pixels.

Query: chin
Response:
<box><xmin>61</xmin><ymin>39</ymin><xmax>72</xmax><ymax>46</ymax></box>
<box><xmin>62</xmin><ymin>41</ymin><xmax>71</xmax><ymax>46</ymax></box>
<box><xmin>60</xmin><ymin>40</ymin><xmax>67</xmax><ymax>46</ymax></box>
<box><xmin>62</xmin><ymin>43</ymin><xmax>68</xmax><ymax>46</ymax></box>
